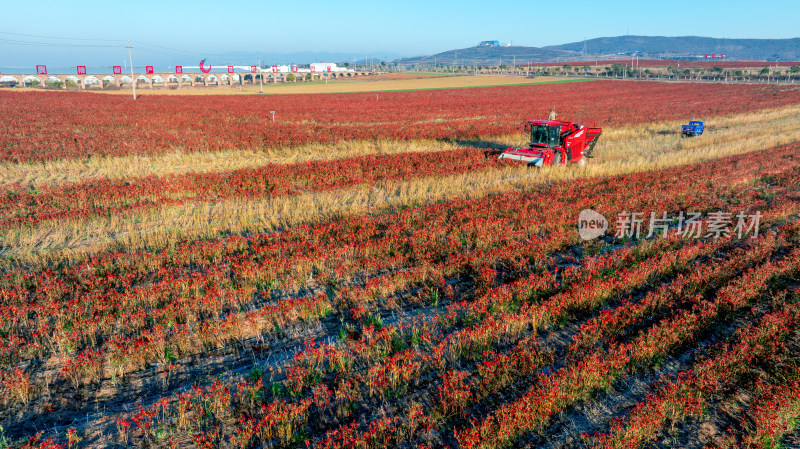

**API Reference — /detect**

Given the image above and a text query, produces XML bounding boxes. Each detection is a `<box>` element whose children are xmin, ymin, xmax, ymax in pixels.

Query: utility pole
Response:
<box><xmin>127</xmin><ymin>41</ymin><xmax>136</xmax><ymax>100</ymax></box>
<box><xmin>258</xmin><ymin>56</ymin><xmax>263</xmax><ymax>93</ymax></box>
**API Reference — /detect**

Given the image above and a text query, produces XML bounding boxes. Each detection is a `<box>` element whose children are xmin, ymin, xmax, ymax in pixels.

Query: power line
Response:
<box><xmin>0</xmin><ymin>32</ymin><xmax>212</xmax><ymax>56</ymax></box>
<box><xmin>0</xmin><ymin>31</ymin><xmax>126</xmax><ymax>42</ymax></box>
<box><xmin>0</xmin><ymin>38</ymin><xmax>122</xmax><ymax>48</ymax></box>
<box><xmin>0</xmin><ymin>31</ymin><xmax>274</xmax><ymax>66</ymax></box>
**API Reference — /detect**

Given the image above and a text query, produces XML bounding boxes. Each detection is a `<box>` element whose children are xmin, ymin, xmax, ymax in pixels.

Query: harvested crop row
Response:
<box><xmin>0</xmin><ymin>147</ymin><xmax>505</xmax><ymax>229</ymax></box>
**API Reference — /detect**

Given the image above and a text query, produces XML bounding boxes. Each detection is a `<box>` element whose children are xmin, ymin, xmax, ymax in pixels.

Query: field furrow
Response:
<box><xmin>454</xmin><ymin>248</ymin><xmax>800</xmax><ymax>449</ymax></box>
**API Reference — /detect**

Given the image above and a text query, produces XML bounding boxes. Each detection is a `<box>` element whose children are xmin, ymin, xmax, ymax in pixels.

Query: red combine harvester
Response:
<box><xmin>499</xmin><ymin>120</ymin><xmax>602</xmax><ymax>167</ymax></box>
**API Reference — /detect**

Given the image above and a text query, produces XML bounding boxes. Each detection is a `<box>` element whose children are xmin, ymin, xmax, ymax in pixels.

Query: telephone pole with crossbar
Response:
<box><xmin>128</xmin><ymin>42</ymin><xmax>136</xmax><ymax>100</ymax></box>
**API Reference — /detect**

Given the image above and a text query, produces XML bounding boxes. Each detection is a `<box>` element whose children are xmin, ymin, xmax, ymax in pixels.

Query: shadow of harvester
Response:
<box><xmin>449</xmin><ymin>138</ymin><xmax>515</xmax><ymax>151</ymax></box>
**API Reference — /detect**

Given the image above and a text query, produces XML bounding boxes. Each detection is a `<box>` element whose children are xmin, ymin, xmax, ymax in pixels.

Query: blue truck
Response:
<box><xmin>681</xmin><ymin>119</ymin><xmax>704</xmax><ymax>137</ymax></box>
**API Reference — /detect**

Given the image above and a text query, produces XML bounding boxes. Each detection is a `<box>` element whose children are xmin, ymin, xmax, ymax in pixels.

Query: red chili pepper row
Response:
<box><xmin>2</xmin><ymin>143</ymin><xmax>800</xmax><ymax>446</ymax></box>
<box><xmin>455</xmin><ymin>248</ymin><xmax>800</xmax><ymax>449</ymax></box>
<box><xmin>0</xmin><ymin>147</ymin><xmax>506</xmax><ymax>229</ymax></box>
<box><xmin>2</xmin><ymin>81</ymin><xmax>798</xmax><ymax>162</ymax></box>
<box><xmin>591</xmin><ymin>293</ymin><xmax>800</xmax><ymax>448</ymax></box>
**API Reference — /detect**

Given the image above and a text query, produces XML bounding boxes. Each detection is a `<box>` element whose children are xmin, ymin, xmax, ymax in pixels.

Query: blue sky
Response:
<box><xmin>1</xmin><ymin>0</ymin><xmax>798</xmax><ymax>69</ymax></box>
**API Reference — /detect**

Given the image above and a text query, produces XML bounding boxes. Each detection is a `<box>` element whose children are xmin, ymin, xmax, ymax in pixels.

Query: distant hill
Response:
<box><xmin>546</xmin><ymin>36</ymin><xmax>800</xmax><ymax>61</ymax></box>
<box><xmin>393</xmin><ymin>36</ymin><xmax>800</xmax><ymax>66</ymax></box>
<box><xmin>394</xmin><ymin>46</ymin><xmax>565</xmax><ymax>66</ymax></box>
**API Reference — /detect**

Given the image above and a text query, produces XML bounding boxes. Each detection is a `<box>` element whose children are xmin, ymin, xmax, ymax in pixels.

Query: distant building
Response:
<box><xmin>310</xmin><ymin>62</ymin><xmax>344</xmax><ymax>72</ymax></box>
<box><xmin>478</xmin><ymin>41</ymin><xmax>500</xmax><ymax>47</ymax></box>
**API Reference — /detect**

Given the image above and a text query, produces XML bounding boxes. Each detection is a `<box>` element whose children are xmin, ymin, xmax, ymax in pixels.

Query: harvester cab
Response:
<box><xmin>498</xmin><ymin>120</ymin><xmax>602</xmax><ymax>167</ymax></box>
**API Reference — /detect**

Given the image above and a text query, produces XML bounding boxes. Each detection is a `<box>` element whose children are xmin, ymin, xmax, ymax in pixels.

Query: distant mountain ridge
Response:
<box><xmin>393</xmin><ymin>35</ymin><xmax>800</xmax><ymax>66</ymax></box>
<box><xmin>545</xmin><ymin>35</ymin><xmax>800</xmax><ymax>60</ymax></box>
<box><xmin>394</xmin><ymin>46</ymin><xmax>564</xmax><ymax>66</ymax></box>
